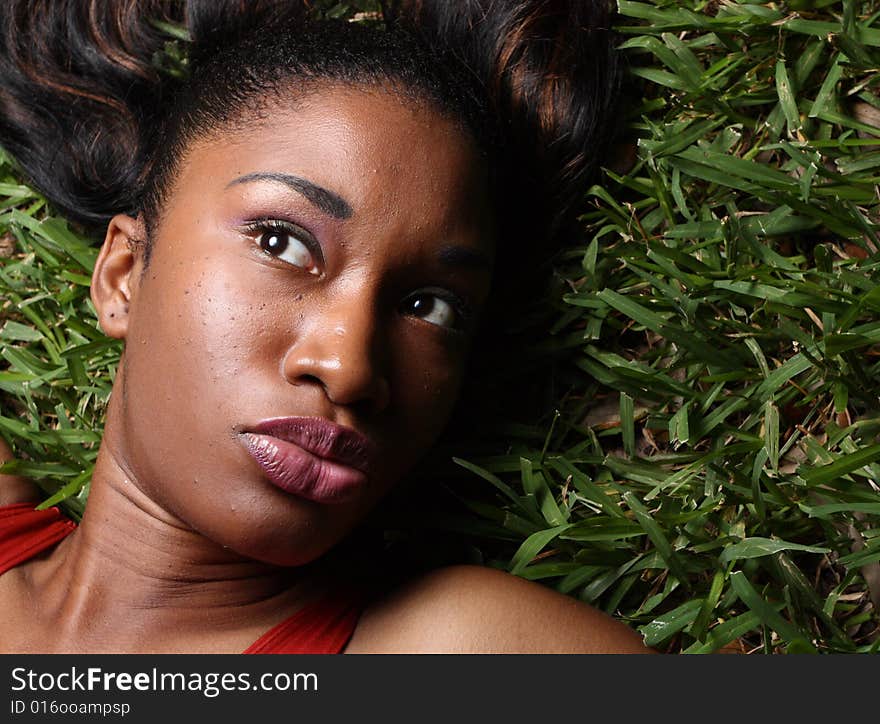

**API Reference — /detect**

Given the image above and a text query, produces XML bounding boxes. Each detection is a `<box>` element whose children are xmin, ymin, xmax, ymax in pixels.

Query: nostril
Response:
<box><xmin>296</xmin><ymin>374</ymin><xmax>324</xmax><ymax>388</ymax></box>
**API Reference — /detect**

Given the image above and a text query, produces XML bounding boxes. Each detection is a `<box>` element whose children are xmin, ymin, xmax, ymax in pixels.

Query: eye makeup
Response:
<box><xmin>241</xmin><ymin>217</ymin><xmax>325</xmax><ymax>271</ymax></box>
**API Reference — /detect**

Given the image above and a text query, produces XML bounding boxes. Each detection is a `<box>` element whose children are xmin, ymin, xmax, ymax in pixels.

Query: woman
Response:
<box><xmin>0</xmin><ymin>0</ymin><xmax>650</xmax><ymax>653</ymax></box>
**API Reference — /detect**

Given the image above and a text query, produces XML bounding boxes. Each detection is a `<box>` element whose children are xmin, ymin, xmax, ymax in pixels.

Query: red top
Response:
<box><xmin>0</xmin><ymin>502</ymin><xmax>364</xmax><ymax>654</ymax></box>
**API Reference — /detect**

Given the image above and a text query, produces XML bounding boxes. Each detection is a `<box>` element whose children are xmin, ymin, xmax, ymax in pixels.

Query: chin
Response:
<box><xmin>211</xmin><ymin>507</ymin><xmax>356</xmax><ymax>568</ymax></box>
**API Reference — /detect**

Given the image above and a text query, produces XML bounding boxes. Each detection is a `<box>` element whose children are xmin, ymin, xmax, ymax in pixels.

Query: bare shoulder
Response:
<box><xmin>0</xmin><ymin>437</ymin><xmax>41</xmax><ymax>506</ymax></box>
<box><xmin>346</xmin><ymin>564</ymin><xmax>653</xmax><ymax>654</ymax></box>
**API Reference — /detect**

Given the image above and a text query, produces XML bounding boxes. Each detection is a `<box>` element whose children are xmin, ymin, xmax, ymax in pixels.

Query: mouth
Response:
<box><xmin>240</xmin><ymin>417</ymin><xmax>374</xmax><ymax>505</ymax></box>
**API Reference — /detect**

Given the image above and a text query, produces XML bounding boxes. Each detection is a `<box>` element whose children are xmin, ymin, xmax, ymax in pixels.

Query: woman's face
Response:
<box><xmin>97</xmin><ymin>85</ymin><xmax>495</xmax><ymax>565</ymax></box>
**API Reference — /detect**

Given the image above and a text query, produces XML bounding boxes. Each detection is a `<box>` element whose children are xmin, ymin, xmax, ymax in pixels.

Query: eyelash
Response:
<box><xmin>401</xmin><ymin>288</ymin><xmax>473</xmax><ymax>334</ymax></box>
<box><xmin>243</xmin><ymin>217</ymin><xmax>323</xmax><ymax>269</ymax></box>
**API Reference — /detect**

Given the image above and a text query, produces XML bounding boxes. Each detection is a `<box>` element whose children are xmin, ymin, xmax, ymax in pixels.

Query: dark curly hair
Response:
<box><xmin>0</xmin><ymin>0</ymin><xmax>620</xmax><ymax>268</ymax></box>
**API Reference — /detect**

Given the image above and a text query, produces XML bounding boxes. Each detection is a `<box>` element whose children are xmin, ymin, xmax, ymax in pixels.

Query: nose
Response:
<box><xmin>281</xmin><ymin>289</ymin><xmax>391</xmax><ymax>415</ymax></box>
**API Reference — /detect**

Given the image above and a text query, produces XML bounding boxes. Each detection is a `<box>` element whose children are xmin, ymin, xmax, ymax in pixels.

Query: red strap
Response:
<box><xmin>0</xmin><ymin>502</ymin><xmax>76</xmax><ymax>576</ymax></box>
<box><xmin>243</xmin><ymin>588</ymin><xmax>365</xmax><ymax>654</ymax></box>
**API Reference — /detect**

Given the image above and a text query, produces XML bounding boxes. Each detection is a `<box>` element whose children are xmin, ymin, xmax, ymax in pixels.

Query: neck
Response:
<box><xmin>35</xmin><ymin>441</ymin><xmax>323</xmax><ymax>652</ymax></box>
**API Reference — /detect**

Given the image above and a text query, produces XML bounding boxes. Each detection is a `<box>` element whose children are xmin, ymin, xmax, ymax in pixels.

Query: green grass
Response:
<box><xmin>2</xmin><ymin>0</ymin><xmax>879</xmax><ymax>653</ymax></box>
<box><xmin>410</xmin><ymin>0</ymin><xmax>880</xmax><ymax>654</ymax></box>
<box><xmin>0</xmin><ymin>175</ymin><xmax>110</xmax><ymax>519</ymax></box>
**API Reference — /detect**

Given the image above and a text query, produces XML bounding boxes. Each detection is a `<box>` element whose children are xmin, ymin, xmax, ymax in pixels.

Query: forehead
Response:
<box><xmin>167</xmin><ymin>85</ymin><xmax>491</xmax><ymax>241</ymax></box>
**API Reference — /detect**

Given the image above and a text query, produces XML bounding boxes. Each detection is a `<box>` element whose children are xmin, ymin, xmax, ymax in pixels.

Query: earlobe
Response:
<box><xmin>91</xmin><ymin>214</ymin><xmax>145</xmax><ymax>340</ymax></box>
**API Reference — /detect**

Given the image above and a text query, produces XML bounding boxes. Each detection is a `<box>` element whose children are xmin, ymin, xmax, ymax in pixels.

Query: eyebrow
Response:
<box><xmin>437</xmin><ymin>244</ymin><xmax>493</xmax><ymax>275</ymax></box>
<box><xmin>226</xmin><ymin>172</ymin><xmax>353</xmax><ymax>220</ymax></box>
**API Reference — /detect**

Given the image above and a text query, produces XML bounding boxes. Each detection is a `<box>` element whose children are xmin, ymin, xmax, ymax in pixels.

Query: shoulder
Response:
<box><xmin>347</xmin><ymin>564</ymin><xmax>653</xmax><ymax>654</ymax></box>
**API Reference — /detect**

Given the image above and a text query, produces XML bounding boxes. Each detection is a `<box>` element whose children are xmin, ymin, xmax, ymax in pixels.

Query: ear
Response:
<box><xmin>91</xmin><ymin>214</ymin><xmax>146</xmax><ymax>340</ymax></box>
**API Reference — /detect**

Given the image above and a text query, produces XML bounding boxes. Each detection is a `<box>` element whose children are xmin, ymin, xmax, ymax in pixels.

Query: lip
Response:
<box><xmin>241</xmin><ymin>417</ymin><xmax>374</xmax><ymax>505</ymax></box>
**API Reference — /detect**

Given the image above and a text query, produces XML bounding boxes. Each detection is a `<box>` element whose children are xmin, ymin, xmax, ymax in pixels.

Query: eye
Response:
<box><xmin>247</xmin><ymin>219</ymin><xmax>321</xmax><ymax>275</ymax></box>
<box><xmin>400</xmin><ymin>290</ymin><xmax>468</xmax><ymax>331</ymax></box>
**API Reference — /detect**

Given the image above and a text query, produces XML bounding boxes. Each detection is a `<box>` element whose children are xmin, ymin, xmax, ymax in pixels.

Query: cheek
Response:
<box><xmin>132</xmin><ymin>262</ymin><xmax>259</xmax><ymax>383</ymax></box>
<box><xmin>121</xmin><ymin>249</ymin><xmax>290</xmax><ymax>450</ymax></box>
<box><xmin>390</xmin><ymin>340</ymin><xmax>465</xmax><ymax>442</ymax></box>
